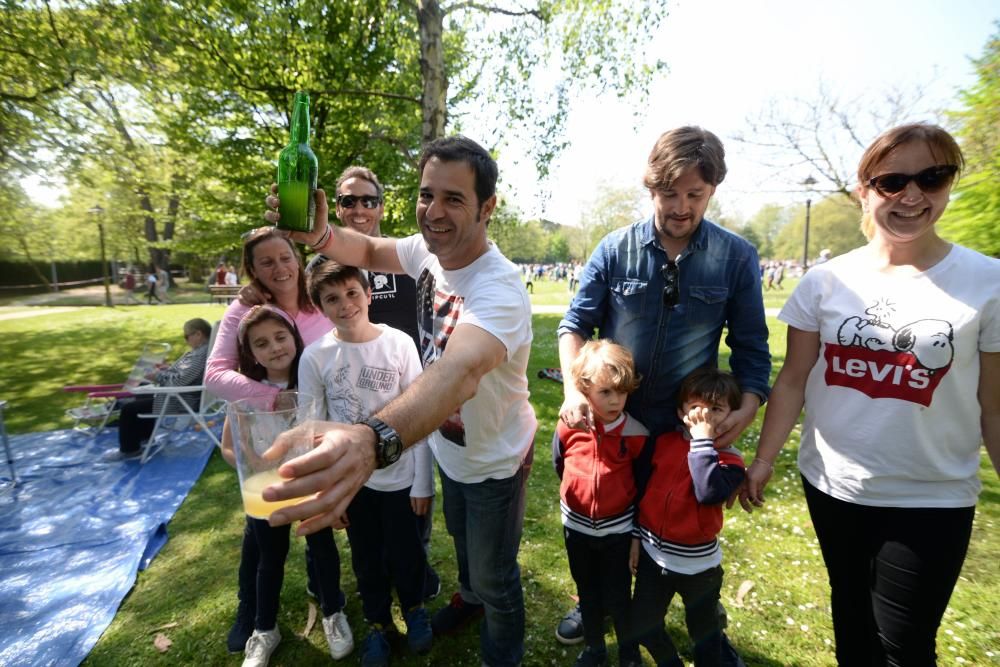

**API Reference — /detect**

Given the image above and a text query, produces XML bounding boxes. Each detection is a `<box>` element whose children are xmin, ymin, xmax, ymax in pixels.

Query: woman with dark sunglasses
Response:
<box><xmin>746</xmin><ymin>123</ymin><xmax>1000</xmax><ymax>665</ymax></box>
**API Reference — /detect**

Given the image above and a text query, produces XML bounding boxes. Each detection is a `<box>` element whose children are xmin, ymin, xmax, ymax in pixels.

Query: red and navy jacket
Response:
<box><xmin>635</xmin><ymin>431</ymin><xmax>745</xmax><ymax>574</ymax></box>
<box><xmin>553</xmin><ymin>414</ymin><xmax>649</xmax><ymax>536</ymax></box>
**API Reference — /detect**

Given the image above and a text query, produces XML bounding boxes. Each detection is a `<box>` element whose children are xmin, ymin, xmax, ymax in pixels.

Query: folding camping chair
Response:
<box><xmin>130</xmin><ymin>383</ymin><xmax>225</xmax><ymax>462</ymax></box>
<box><xmin>63</xmin><ymin>343</ymin><xmax>172</xmax><ymax>434</ymax></box>
<box><xmin>130</xmin><ymin>321</ymin><xmax>224</xmax><ymax>462</ymax></box>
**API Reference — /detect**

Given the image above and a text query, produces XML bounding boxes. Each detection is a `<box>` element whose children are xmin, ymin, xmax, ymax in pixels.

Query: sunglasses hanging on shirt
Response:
<box><xmin>661</xmin><ymin>260</ymin><xmax>679</xmax><ymax>309</ymax></box>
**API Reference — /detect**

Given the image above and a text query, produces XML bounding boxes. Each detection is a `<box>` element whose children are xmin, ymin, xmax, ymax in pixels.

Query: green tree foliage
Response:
<box><xmin>547</xmin><ymin>231</ymin><xmax>570</xmax><ymax>263</ymax></box>
<box><xmin>939</xmin><ymin>27</ymin><xmax>1000</xmax><ymax>257</ymax></box>
<box><xmin>772</xmin><ymin>195</ymin><xmax>865</xmax><ymax>262</ymax></box>
<box><xmin>1</xmin><ymin>0</ymin><xmax>669</xmax><ymax>270</ymax></box>
<box><xmin>742</xmin><ymin>203</ymin><xmax>789</xmax><ymax>259</ymax></box>
<box><xmin>451</xmin><ymin>0</ymin><xmax>667</xmax><ymax>175</ymax></box>
<box><xmin>574</xmin><ymin>183</ymin><xmax>645</xmax><ymax>260</ymax></box>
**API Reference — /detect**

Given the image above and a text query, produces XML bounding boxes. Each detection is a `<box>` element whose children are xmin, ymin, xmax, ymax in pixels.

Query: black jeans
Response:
<box><xmin>802</xmin><ymin>476</ymin><xmax>974</xmax><ymax>666</ymax></box>
<box><xmin>117</xmin><ymin>397</ymin><xmax>156</xmax><ymax>453</ymax></box>
<box><xmin>629</xmin><ymin>547</ymin><xmax>723</xmax><ymax>667</ymax></box>
<box><xmin>346</xmin><ymin>485</ymin><xmax>426</xmax><ymax>625</ymax></box>
<box><xmin>246</xmin><ymin>516</ymin><xmax>343</xmax><ymax>630</ymax></box>
<box><xmin>564</xmin><ymin>528</ymin><xmax>640</xmax><ymax>662</ymax></box>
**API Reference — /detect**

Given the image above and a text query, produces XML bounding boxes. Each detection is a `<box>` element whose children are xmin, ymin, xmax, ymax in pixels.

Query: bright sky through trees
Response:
<box><xmin>492</xmin><ymin>0</ymin><xmax>998</xmax><ymax>225</ymax></box>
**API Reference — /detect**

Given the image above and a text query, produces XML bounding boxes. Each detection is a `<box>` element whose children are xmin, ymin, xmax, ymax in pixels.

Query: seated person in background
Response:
<box><xmin>105</xmin><ymin>318</ymin><xmax>212</xmax><ymax>461</ymax></box>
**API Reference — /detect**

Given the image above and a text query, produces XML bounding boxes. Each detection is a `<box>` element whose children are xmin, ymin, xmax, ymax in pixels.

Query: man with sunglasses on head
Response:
<box><xmin>554</xmin><ymin>126</ymin><xmax>771</xmax><ymax>666</ymax></box>
<box><xmin>264</xmin><ymin>136</ymin><xmax>535</xmax><ymax>667</ymax></box>
<box><xmin>309</xmin><ymin>165</ymin><xmax>442</xmax><ymax>602</ymax></box>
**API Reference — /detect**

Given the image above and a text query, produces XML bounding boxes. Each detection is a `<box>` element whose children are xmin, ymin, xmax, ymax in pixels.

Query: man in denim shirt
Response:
<box><xmin>554</xmin><ymin>127</ymin><xmax>770</xmax><ymax>665</ymax></box>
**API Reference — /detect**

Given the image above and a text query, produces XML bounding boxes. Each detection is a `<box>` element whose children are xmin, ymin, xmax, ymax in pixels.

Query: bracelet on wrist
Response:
<box><xmin>752</xmin><ymin>457</ymin><xmax>774</xmax><ymax>471</ymax></box>
<box><xmin>309</xmin><ymin>224</ymin><xmax>332</xmax><ymax>252</ymax></box>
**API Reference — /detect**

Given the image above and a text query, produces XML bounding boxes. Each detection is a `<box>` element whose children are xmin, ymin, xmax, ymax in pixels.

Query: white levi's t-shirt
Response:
<box><xmin>396</xmin><ymin>234</ymin><xmax>537</xmax><ymax>484</ymax></box>
<box><xmin>780</xmin><ymin>244</ymin><xmax>1000</xmax><ymax>508</ymax></box>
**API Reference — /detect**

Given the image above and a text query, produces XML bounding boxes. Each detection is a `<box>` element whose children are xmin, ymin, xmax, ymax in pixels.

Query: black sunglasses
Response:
<box><xmin>336</xmin><ymin>194</ymin><xmax>381</xmax><ymax>209</ymax></box>
<box><xmin>661</xmin><ymin>260</ymin><xmax>679</xmax><ymax>308</ymax></box>
<box><xmin>868</xmin><ymin>165</ymin><xmax>958</xmax><ymax>197</ymax></box>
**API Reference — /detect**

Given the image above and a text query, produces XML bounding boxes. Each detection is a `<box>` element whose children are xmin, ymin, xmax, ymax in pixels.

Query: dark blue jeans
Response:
<box><xmin>802</xmin><ymin>476</ymin><xmax>974</xmax><ymax>666</ymax></box>
<box><xmin>346</xmin><ymin>485</ymin><xmax>426</xmax><ymax>625</ymax></box>
<box><xmin>245</xmin><ymin>516</ymin><xmax>344</xmax><ymax>629</ymax></box>
<box><xmin>564</xmin><ymin>527</ymin><xmax>640</xmax><ymax>662</ymax></box>
<box><xmin>630</xmin><ymin>547</ymin><xmax>723</xmax><ymax>667</ymax></box>
<box><xmin>439</xmin><ymin>447</ymin><xmax>532</xmax><ymax>667</ymax></box>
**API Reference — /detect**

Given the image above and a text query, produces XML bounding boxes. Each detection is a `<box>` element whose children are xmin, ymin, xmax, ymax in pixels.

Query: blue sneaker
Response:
<box><xmin>404</xmin><ymin>606</ymin><xmax>433</xmax><ymax>655</ymax></box>
<box><xmin>361</xmin><ymin>626</ymin><xmax>390</xmax><ymax>667</ymax></box>
<box><xmin>555</xmin><ymin>603</ymin><xmax>584</xmax><ymax>645</ymax></box>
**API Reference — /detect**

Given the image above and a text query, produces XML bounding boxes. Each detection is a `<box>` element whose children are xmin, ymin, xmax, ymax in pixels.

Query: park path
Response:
<box><xmin>0</xmin><ymin>307</ymin><xmax>80</xmax><ymax>321</ymax></box>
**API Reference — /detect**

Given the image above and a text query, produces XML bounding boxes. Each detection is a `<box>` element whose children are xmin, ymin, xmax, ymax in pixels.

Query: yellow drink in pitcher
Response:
<box><xmin>240</xmin><ymin>469</ymin><xmax>311</xmax><ymax>519</ymax></box>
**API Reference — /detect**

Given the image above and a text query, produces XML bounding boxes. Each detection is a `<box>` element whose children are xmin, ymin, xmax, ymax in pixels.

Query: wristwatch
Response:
<box><xmin>360</xmin><ymin>417</ymin><xmax>403</xmax><ymax>469</ymax></box>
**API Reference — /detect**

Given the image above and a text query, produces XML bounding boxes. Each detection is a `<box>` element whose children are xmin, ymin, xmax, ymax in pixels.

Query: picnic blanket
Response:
<box><xmin>0</xmin><ymin>426</ymin><xmax>216</xmax><ymax>667</ymax></box>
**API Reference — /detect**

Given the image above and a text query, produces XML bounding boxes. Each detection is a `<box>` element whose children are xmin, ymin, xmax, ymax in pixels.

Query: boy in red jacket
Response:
<box><xmin>553</xmin><ymin>340</ymin><xmax>647</xmax><ymax>667</ymax></box>
<box><xmin>629</xmin><ymin>367</ymin><xmax>746</xmax><ymax>667</ymax></box>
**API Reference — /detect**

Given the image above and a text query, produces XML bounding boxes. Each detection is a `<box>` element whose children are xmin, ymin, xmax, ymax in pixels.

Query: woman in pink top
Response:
<box><xmin>206</xmin><ymin>226</ymin><xmax>336</xmax><ymax>655</ymax></box>
<box><xmin>206</xmin><ymin>227</ymin><xmax>332</xmax><ymax>404</ymax></box>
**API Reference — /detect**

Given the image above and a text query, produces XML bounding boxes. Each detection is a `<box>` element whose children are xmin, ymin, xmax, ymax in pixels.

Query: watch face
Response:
<box><xmin>365</xmin><ymin>417</ymin><xmax>403</xmax><ymax>468</ymax></box>
<box><xmin>383</xmin><ymin>435</ymin><xmax>403</xmax><ymax>464</ymax></box>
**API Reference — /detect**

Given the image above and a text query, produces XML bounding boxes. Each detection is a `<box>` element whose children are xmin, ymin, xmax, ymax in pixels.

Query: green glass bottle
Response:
<box><xmin>276</xmin><ymin>91</ymin><xmax>318</xmax><ymax>232</ymax></box>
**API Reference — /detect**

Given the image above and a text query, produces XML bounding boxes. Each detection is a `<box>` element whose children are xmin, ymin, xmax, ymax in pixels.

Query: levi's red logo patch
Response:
<box><xmin>824</xmin><ymin>345</ymin><xmax>948</xmax><ymax>406</ymax></box>
<box><xmin>825</xmin><ymin>302</ymin><xmax>954</xmax><ymax>407</ymax></box>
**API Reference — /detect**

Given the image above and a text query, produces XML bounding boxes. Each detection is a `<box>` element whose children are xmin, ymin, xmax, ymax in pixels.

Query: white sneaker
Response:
<box><xmin>242</xmin><ymin>628</ymin><xmax>281</xmax><ymax>667</ymax></box>
<box><xmin>322</xmin><ymin>611</ymin><xmax>354</xmax><ymax>659</ymax></box>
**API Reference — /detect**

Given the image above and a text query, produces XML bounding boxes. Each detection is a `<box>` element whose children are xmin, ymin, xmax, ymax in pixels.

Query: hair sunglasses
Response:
<box><xmin>661</xmin><ymin>260</ymin><xmax>679</xmax><ymax>308</ymax></box>
<box><xmin>240</xmin><ymin>226</ymin><xmax>276</xmax><ymax>241</ymax></box>
<box><xmin>867</xmin><ymin>165</ymin><xmax>958</xmax><ymax>197</ymax></box>
<box><xmin>337</xmin><ymin>194</ymin><xmax>381</xmax><ymax>209</ymax></box>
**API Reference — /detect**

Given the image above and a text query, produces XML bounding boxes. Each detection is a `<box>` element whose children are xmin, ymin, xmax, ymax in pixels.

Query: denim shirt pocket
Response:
<box><xmin>687</xmin><ymin>286</ymin><xmax>729</xmax><ymax>326</ymax></box>
<box><xmin>609</xmin><ymin>277</ymin><xmax>648</xmax><ymax>322</ymax></box>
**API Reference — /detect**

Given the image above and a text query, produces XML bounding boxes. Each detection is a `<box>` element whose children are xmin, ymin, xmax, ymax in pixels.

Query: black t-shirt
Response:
<box><xmin>368</xmin><ymin>270</ymin><xmax>419</xmax><ymax>352</ymax></box>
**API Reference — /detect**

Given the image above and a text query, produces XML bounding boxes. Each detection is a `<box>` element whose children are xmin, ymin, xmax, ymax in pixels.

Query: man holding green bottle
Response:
<box><xmin>264</xmin><ymin>136</ymin><xmax>536</xmax><ymax>667</ymax></box>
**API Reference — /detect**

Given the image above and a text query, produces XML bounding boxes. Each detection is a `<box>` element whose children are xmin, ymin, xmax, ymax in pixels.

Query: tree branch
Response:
<box><xmin>444</xmin><ymin>1</ymin><xmax>543</xmax><ymax>19</ymax></box>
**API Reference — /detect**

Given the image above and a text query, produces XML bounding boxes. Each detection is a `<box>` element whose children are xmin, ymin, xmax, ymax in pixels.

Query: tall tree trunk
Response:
<box><xmin>89</xmin><ymin>87</ymin><xmax>173</xmax><ymax>276</ymax></box>
<box><xmin>417</xmin><ymin>0</ymin><xmax>446</xmax><ymax>145</ymax></box>
<box><xmin>15</xmin><ymin>237</ymin><xmax>52</xmax><ymax>287</ymax></box>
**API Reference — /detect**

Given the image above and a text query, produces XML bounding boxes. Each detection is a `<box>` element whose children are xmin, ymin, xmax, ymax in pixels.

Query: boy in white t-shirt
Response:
<box><xmin>299</xmin><ymin>261</ymin><xmax>434</xmax><ymax>666</ymax></box>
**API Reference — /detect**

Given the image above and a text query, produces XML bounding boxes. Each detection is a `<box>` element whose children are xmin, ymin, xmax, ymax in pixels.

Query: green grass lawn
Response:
<box><xmin>0</xmin><ymin>292</ymin><xmax>996</xmax><ymax>666</ymax></box>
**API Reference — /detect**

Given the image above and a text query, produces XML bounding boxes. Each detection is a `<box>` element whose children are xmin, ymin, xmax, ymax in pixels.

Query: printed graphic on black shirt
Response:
<box><xmin>825</xmin><ymin>298</ymin><xmax>953</xmax><ymax>406</ymax></box>
<box><xmin>417</xmin><ymin>268</ymin><xmax>466</xmax><ymax>446</ymax></box>
<box><xmin>369</xmin><ymin>271</ymin><xmax>397</xmax><ymax>300</ymax></box>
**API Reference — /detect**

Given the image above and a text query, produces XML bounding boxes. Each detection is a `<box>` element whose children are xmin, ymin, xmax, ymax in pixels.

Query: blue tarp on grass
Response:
<box><xmin>0</xmin><ymin>427</ymin><xmax>216</xmax><ymax>667</ymax></box>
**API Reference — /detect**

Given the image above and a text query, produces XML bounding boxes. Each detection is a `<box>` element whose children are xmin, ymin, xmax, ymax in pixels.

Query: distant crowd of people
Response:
<box><xmin>518</xmin><ymin>262</ymin><xmax>584</xmax><ymax>294</ymax></box>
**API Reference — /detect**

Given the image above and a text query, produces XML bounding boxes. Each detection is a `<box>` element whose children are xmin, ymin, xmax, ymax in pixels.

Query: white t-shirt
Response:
<box><xmin>396</xmin><ymin>235</ymin><xmax>537</xmax><ymax>484</ymax></box>
<box><xmin>298</xmin><ymin>324</ymin><xmax>433</xmax><ymax>497</ymax></box>
<box><xmin>781</xmin><ymin>244</ymin><xmax>1000</xmax><ymax>507</ymax></box>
